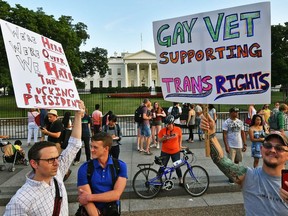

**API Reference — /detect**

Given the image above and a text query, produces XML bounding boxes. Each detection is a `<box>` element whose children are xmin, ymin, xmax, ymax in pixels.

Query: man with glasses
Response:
<box><xmin>201</xmin><ymin>115</ymin><xmax>288</xmax><ymax>215</ymax></box>
<box><xmin>4</xmin><ymin>101</ymin><xmax>85</xmax><ymax>216</ymax></box>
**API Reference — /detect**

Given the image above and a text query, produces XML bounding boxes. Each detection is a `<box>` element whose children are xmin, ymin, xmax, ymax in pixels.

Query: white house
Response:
<box><xmin>84</xmin><ymin>50</ymin><xmax>159</xmax><ymax>89</ymax></box>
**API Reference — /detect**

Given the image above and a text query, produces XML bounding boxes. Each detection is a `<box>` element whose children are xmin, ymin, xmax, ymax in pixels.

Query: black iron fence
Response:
<box><xmin>1</xmin><ymin>111</ymin><xmax>287</xmax><ymax>140</ymax></box>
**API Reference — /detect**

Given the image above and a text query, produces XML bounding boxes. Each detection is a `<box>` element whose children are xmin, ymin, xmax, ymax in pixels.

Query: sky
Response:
<box><xmin>4</xmin><ymin>0</ymin><xmax>287</xmax><ymax>57</ymax></box>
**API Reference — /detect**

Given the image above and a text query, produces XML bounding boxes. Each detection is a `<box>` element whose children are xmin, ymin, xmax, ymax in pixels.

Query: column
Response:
<box><xmin>136</xmin><ymin>63</ymin><xmax>140</xmax><ymax>86</ymax></box>
<box><xmin>125</xmin><ymin>63</ymin><xmax>128</xmax><ymax>87</ymax></box>
<box><xmin>148</xmin><ymin>63</ymin><xmax>152</xmax><ymax>87</ymax></box>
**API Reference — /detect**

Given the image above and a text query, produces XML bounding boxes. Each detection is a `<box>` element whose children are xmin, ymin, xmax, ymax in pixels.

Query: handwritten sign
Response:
<box><xmin>153</xmin><ymin>2</ymin><xmax>271</xmax><ymax>104</ymax></box>
<box><xmin>0</xmin><ymin>19</ymin><xmax>80</xmax><ymax>110</ymax></box>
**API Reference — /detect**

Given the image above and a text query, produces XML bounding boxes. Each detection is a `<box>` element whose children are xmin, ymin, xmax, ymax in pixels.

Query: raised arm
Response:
<box><xmin>201</xmin><ymin>115</ymin><xmax>247</xmax><ymax>185</ymax></box>
<box><xmin>71</xmin><ymin>100</ymin><xmax>85</xmax><ymax>139</ymax></box>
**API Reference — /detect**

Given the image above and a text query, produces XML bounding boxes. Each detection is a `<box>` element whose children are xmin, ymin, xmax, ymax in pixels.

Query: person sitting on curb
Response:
<box><xmin>200</xmin><ymin>114</ymin><xmax>288</xmax><ymax>215</ymax></box>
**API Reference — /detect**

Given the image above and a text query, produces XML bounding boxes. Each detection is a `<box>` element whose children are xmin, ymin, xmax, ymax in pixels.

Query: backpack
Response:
<box><xmin>79</xmin><ymin>158</ymin><xmax>121</xmax><ymax>216</ymax></box>
<box><xmin>103</xmin><ymin>124</ymin><xmax>122</xmax><ymax>144</ymax></box>
<box><xmin>171</xmin><ymin>106</ymin><xmax>180</xmax><ymax>119</ymax></box>
<box><xmin>269</xmin><ymin>111</ymin><xmax>279</xmax><ymax>130</ymax></box>
<box><xmin>87</xmin><ymin>157</ymin><xmax>120</xmax><ymax>185</ymax></box>
<box><xmin>134</xmin><ymin>106</ymin><xmax>144</xmax><ymax>123</ymax></box>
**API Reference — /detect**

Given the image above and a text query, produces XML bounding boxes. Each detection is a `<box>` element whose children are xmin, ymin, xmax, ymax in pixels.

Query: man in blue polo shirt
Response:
<box><xmin>77</xmin><ymin>132</ymin><xmax>127</xmax><ymax>215</ymax></box>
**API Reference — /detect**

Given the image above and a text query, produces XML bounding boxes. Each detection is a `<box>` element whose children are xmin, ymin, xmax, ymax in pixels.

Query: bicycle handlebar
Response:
<box><xmin>180</xmin><ymin>148</ymin><xmax>193</xmax><ymax>155</ymax></box>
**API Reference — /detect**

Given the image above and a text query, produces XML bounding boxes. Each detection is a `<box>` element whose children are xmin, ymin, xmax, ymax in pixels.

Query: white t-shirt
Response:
<box><xmin>222</xmin><ymin>118</ymin><xmax>244</xmax><ymax>148</ymax></box>
<box><xmin>168</xmin><ymin>106</ymin><xmax>182</xmax><ymax>125</ymax></box>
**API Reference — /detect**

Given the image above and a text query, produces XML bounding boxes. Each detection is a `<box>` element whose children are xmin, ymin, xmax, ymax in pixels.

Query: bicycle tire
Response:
<box><xmin>132</xmin><ymin>167</ymin><xmax>162</xmax><ymax>199</ymax></box>
<box><xmin>183</xmin><ymin>165</ymin><xmax>209</xmax><ymax>197</ymax></box>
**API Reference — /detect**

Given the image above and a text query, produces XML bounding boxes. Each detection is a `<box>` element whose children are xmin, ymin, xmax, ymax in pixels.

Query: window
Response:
<box><xmin>118</xmin><ymin>80</ymin><xmax>121</xmax><ymax>87</ymax></box>
<box><xmin>108</xmin><ymin>68</ymin><xmax>112</xmax><ymax>75</ymax></box>
<box><xmin>99</xmin><ymin>81</ymin><xmax>103</xmax><ymax>88</ymax></box>
<box><xmin>90</xmin><ymin>81</ymin><xmax>94</xmax><ymax>89</ymax></box>
<box><xmin>109</xmin><ymin>81</ymin><xmax>112</xmax><ymax>87</ymax></box>
<box><xmin>117</xmin><ymin>68</ymin><xmax>121</xmax><ymax>76</ymax></box>
<box><xmin>131</xmin><ymin>80</ymin><xmax>135</xmax><ymax>87</ymax></box>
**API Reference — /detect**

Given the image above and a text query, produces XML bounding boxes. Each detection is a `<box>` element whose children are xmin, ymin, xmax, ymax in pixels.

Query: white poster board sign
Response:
<box><xmin>0</xmin><ymin>19</ymin><xmax>80</xmax><ymax>110</ymax></box>
<box><xmin>153</xmin><ymin>2</ymin><xmax>271</xmax><ymax>104</ymax></box>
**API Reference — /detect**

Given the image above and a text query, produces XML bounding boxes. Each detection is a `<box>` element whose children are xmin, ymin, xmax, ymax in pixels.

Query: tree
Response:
<box><xmin>0</xmin><ymin>1</ymin><xmax>108</xmax><ymax>91</ymax></box>
<box><xmin>80</xmin><ymin>47</ymin><xmax>109</xmax><ymax>77</ymax></box>
<box><xmin>271</xmin><ymin>23</ymin><xmax>288</xmax><ymax>87</ymax></box>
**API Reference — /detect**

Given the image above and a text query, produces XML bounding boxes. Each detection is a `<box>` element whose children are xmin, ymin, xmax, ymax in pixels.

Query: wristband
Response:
<box><xmin>209</xmin><ymin>133</ymin><xmax>216</xmax><ymax>139</ymax></box>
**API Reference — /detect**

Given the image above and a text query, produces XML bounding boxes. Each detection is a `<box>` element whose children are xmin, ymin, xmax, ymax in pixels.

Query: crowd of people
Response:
<box><xmin>1</xmin><ymin>100</ymin><xmax>288</xmax><ymax>215</ymax></box>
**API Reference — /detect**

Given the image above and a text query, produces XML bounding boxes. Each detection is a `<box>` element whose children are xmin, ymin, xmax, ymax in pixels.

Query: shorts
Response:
<box><xmin>228</xmin><ymin>147</ymin><xmax>243</xmax><ymax>163</ymax></box>
<box><xmin>140</xmin><ymin>124</ymin><xmax>151</xmax><ymax>137</ymax></box>
<box><xmin>151</xmin><ymin>120</ymin><xmax>162</xmax><ymax>126</ymax></box>
<box><xmin>251</xmin><ymin>142</ymin><xmax>262</xmax><ymax>158</ymax></box>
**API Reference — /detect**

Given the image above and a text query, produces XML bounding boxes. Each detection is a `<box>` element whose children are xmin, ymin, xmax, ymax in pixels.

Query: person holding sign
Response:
<box><xmin>201</xmin><ymin>115</ymin><xmax>288</xmax><ymax>215</ymax></box>
<box><xmin>4</xmin><ymin>101</ymin><xmax>85</xmax><ymax>216</ymax></box>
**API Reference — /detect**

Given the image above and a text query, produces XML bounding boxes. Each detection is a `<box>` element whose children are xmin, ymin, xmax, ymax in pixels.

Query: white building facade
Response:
<box><xmin>84</xmin><ymin>50</ymin><xmax>159</xmax><ymax>89</ymax></box>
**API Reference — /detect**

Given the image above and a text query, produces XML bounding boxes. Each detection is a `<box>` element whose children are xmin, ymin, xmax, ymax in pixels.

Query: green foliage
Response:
<box><xmin>271</xmin><ymin>23</ymin><xmax>288</xmax><ymax>87</ymax></box>
<box><xmin>81</xmin><ymin>47</ymin><xmax>109</xmax><ymax>77</ymax></box>
<box><xmin>0</xmin><ymin>1</ymin><xmax>108</xmax><ymax>93</ymax></box>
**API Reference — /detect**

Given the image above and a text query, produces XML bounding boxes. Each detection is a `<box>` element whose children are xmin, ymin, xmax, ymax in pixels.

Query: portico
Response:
<box><xmin>123</xmin><ymin>50</ymin><xmax>158</xmax><ymax>87</ymax></box>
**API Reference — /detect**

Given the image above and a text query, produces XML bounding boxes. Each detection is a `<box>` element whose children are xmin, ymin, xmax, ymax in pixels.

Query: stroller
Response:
<box><xmin>0</xmin><ymin>139</ymin><xmax>29</xmax><ymax>172</ymax></box>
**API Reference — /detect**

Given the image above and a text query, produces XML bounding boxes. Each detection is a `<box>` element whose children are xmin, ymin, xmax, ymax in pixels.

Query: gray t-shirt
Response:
<box><xmin>242</xmin><ymin>167</ymin><xmax>288</xmax><ymax>215</ymax></box>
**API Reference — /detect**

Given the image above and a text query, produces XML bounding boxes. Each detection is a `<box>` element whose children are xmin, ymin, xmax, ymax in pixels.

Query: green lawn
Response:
<box><xmin>0</xmin><ymin>91</ymin><xmax>285</xmax><ymax>118</ymax></box>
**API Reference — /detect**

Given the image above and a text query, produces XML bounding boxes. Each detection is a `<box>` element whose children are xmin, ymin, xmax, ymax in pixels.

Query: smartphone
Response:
<box><xmin>282</xmin><ymin>169</ymin><xmax>288</xmax><ymax>191</ymax></box>
<box><xmin>40</xmin><ymin>127</ymin><xmax>44</xmax><ymax>130</ymax></box>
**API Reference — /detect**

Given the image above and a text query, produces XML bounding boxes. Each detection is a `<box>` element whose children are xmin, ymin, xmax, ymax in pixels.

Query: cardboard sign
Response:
<box><xmin>153</xmin><ymin>2</ymin><xmax>271</xmax><ymax>104</ymax></box>
<box><xmin>0</xmin><ymin>19</ymin><xmax>80</xmax><ymax>110</ymax></box>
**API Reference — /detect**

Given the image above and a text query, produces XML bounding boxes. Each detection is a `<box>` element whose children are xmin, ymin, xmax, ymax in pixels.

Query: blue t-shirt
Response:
<box><xmin>77</xmin><ymin>157</ymin><xmax>128</xmax><ymax>210</ymax></box>
<box><xmin>242</xmin><ymin>167</ymin><xmax>288</xmax><ymax>215</ymax></box>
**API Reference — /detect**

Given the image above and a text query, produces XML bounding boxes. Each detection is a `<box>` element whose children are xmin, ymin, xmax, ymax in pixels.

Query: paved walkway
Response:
<box><xmin>0</xmin><ymin>134</ymin><xmax>258</xmax><ymax>215</ymax></box>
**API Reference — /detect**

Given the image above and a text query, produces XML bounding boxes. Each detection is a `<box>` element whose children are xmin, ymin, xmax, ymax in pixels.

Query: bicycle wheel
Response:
<box><xmin>132</xmin><ymin>167</ymin><xmax>162</xmax><ymax>199</ymax></box>
<box><xmin>183</xmin><ymin>165</ymin><xmax>209</xmax><ymax>197</ymax></box>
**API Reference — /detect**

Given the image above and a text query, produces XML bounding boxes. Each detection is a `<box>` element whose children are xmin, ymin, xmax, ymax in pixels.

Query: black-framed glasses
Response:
<box><xmin>36</xmin><ymin>155</ymin><xmax>62</xmax><ymax>164</ymax></box>
<box><xmin>262</xmin><ymin>142</ymin><xmax>288</xmax><ymax>153</ymax></box>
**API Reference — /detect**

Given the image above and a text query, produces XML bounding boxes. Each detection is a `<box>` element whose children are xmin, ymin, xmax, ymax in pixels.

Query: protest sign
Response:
<box><xmin>153</xmin><ymin>2</ymin><xmax>271</xmax><ymax>104</ymax></box>
<box><xmin>0</xmin><ymin>19</ymin><xmax>80</xmax><ymax>110</ymax></box>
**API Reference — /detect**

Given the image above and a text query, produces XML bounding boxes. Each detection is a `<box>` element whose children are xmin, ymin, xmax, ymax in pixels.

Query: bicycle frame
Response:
<box><xmin>137</xmin><ymin>150</ymin><xmax>196</xmax><ymax>188</ymax></box>
<box><xmin>133</xmin><ymin>148</ymin><xmax>209</xmax><ymax>198</ymax></box>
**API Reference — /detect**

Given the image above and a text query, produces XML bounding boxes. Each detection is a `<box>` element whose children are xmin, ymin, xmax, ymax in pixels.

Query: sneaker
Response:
<box><xmin>150</xmin><ymin>144</ymin><xmax>157</xmax><ymax>148</ymax></box>
<box><xmin>145</xmin><ymin>151</ymin><xmax>153</xmax><ymax>155</ymax></box>
<box><xmin>228</xmin><ymin>179</ymin><xmax>235</xmax><ymax>185</ymax></box>
<box><xmin>179</xmin><ymin>182</ymin><xmax>184</xmax><ymax>187</ymax></box>
<box><xmin>156</xmin><ymin>143</ymin><xmax>160</xmax><ymax>149</ymax></box>
<box><xmin>188</xmin><ymin>140</ymin><xmax>194</xmax><ymax>143</ymax></box>
<box><xmin>139</xmin><ymin>148</ymin><xmax>145</xmax><ymax>152</ymax></box>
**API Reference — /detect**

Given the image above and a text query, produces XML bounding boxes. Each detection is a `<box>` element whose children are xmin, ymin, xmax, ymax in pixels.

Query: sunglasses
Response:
<box><xmin>262</xmin><ymin>142</ymin><xmax>288</xmax><ymax>153</ymax></box>
<box><xmin>36</xmin><ymin>155</ymin><xmax>62</xmax><ymax>164</ymax></box>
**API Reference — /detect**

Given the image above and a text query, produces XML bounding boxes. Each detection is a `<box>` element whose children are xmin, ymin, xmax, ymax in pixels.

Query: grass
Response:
<box><xmin>0</xmin><ymin>91</ymin><xmax>285</xmax><ymax>118</ymax></box>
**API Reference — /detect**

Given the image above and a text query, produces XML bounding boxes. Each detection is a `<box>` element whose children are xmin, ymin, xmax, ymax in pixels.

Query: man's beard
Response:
<box><xmin>263</xmin><ymin>158</ymin><xmax>277</xmax><ymax>168</ymax></box>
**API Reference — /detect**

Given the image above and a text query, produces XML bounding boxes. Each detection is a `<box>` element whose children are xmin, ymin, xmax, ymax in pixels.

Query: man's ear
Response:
<box><xmin>30</xmin><ymin>159</ymin><xmax>38</xmax><ymax>169</ymax></box>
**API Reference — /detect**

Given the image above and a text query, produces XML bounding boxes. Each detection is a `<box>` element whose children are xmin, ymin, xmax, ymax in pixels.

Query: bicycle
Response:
<box><xmin>132</xmin><ymin>148</ymin><xmax>209</xmax><ymax>199</ymax></box>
